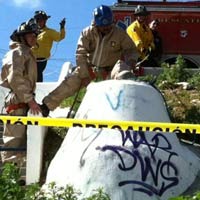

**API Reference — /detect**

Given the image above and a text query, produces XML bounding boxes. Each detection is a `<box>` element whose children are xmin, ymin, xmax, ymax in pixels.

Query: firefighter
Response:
<box><xmin>32</xmin><ymin>10</ymin><xmax>66</xmax><ymax>82</ymax></box>
<box><xmin>0</xmin><ymin>19</ymin><xmax>42</xmax><ymax>165</ymax></box>
<box><xmin>40</xmin><ymin>5</ymin><xmax>138</xmax><ymax>114</ymax></box>
<box><xmin>149</xmin><ymin>19</ymin><xmax>163</xmax><ymax>66</ymax></box>
<box><xmin>127</xmin><ymin>5</ymin><xmax>156</xmax><ymax>67</ymax></box>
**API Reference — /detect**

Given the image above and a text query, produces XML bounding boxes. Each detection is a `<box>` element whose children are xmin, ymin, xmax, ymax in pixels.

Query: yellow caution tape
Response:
<box><xmin>0</xmin><ymin>115</ymin><xmax>199</xmax><ymax>134</ymax></box>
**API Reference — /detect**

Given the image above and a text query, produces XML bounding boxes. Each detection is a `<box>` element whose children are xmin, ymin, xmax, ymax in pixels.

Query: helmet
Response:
<box><xmin>34</xmin><ymin>10</ymin><xmax>51</xmax><ymax>21</ymax></box>
<box><xmin>134</xmin><ymin>5</ymin><xmax>150</xmax><ymax>16</ymax></box>
<box><xmin>10</xmin><ymin>18</ymin><xmax>39</xmax><ymax>41</ymax></box>
<box><xmin>17</xmin><ymin>18</ymin><xmax>39</xmax><ymax>35</ymax></box>
<box><xmin>93</xmin><ymin>5</ymin><xmax>113</xmax><ymax>26</ymax></box>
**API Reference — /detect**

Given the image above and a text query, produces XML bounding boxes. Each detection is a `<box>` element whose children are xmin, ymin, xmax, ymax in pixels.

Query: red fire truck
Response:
<box><xmin>110</xmin><ymin>0</ymin><xmax>200</xmax><ymax>68</ymax></box>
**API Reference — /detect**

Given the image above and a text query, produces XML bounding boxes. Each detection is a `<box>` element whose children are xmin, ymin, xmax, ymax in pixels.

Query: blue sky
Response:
<box><xmin>0</xmin><ymin>0</ymin><xmax>115</xmax><ymax>82</ymax></box>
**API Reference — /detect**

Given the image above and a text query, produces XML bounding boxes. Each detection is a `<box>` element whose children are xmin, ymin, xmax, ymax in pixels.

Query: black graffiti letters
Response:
<box><xmin>97</xmin><ymin>130</ymin><xmax>179</xmax><ymax>197</ymax></box>
<box><xmin>0</xmin><ymin>118</ymin><xmax>39</xmax><ymax>126</ymax></box>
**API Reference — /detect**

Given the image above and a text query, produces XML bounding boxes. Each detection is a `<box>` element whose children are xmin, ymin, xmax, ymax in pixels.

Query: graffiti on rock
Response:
<box><xmin>97</xmin><ymin>130</ymin><xmax>179</xmax><ymax>196</ymax></box>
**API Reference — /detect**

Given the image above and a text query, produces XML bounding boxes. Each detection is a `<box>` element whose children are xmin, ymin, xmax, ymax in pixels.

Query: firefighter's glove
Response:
<box><xmin>60</xmin><ymin>18</ymin><xmax>66</xmax><ymax>29</ymax></box>
<box><xmin>39</xmin><ymin>103</ymin><xmax>50</xmax><ymax>117</ymax></box>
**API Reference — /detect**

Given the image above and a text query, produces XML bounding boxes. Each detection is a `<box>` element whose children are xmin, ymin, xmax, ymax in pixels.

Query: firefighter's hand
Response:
<box><xmin>60</xmin><ymin>18</ymin><xmax>66</xmax><ymax>29</ymax></box>
<box><xmin>28</xmin><ymin>99</ymin><xmax>41</xmax><ymax>115</ymax></box>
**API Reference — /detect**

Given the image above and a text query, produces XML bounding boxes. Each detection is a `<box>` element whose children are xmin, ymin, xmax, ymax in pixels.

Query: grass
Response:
<box><xmin>163</xmin><ymin>88</ymin><xmax>200</xmax><ymax>124</ymax></box>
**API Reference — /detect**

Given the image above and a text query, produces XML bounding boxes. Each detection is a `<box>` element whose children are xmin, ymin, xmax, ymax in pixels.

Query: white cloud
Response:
<box><xmin>12</xmin><ymin>0</ymin><xmax>42</xmax><ymax>8</ymax></box>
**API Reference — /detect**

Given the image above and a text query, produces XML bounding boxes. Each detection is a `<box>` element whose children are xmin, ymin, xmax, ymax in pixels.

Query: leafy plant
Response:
<box><xmin>85</xmin><ymin>188</ymin><xmax>111</xmax><ymax>200</ymax></box>
<box><xmin>0</xmin><ymin>163</ymin><xmax>26</xmax><ymax>200</ymax></box>
<box><xmin>137</xmin><ymin>74</ymin><xmax>157</xmax><ymax>84</ymax></box>
<box><xmin>169</xmin><ymin>192</ymin><xmax>200</xmax><ymax>200</ymax></box>
<box><xmin>188</xmin><ymin>72</ymin><xmax>200</xmax><ymax>90</ymax></box>
<box><xmin>42</xmin><ymin>182</ymin><xmax>80</xmax><ymax>200</ymax></box>
<box><xmin>0</xmin><ymin>163</ymin><xmax>111</xmax><ymax>200</ymax></box>
<box><xmin>156</xmin><ymin>55</ymin><xmax>191</xmax><ymax>89</ymax></box>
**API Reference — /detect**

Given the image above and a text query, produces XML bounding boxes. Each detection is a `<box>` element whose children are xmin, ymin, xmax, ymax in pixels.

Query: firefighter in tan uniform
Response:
<box><xmin>32</xmin><ymin>11</ymin><xmax>66</xmax><ymax>82</ymax></box>
<box><xmin>0</xmin><ymin>19</ymin><xmax>42</xmax><ymax>164</ymax></box>
<box><xmin>41</xmin><ymin>5</ymin><xmax>138</xmax><ymax>112</ymax></box>
<box><xmin>127</xmin><ymin>5</ymin><xmax>155</xmax><ymax>67</ymax></box>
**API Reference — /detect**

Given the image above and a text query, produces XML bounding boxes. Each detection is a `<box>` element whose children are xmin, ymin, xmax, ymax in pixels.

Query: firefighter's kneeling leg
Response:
<box><xmin>1</xmin><ymin>108</ymin><xmax>27</xmax><ymax>166</ymax></box>
<box><xmin>43</xmin><ymin>66</ymin><xmax>87</xmax><ymax>111</ymax></box>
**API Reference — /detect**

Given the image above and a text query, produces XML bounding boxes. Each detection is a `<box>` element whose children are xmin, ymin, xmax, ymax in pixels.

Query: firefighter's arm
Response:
<box><xmin>148</xmin><ymin>30</ymin><xmax>155</xmax><ymax>52</ymax></box>
<box><xmin>8</xmin><ymin>50</ymin><xmax>35</xmax><ymax>103</ymax></box>
<box><xmin>127</xmin><ymin>25</ymin><xmax>144</xmax><ymax>54</ymax></box>
<box><xmin>121</xmin><ymin>39</ymin><xmax>138</xmax><ymax>69</ymax></box>
<box><xmin>76</xmin><ymin>28</ymin><xmax>97</xmax><ymax>85</ymax></box>
<box><xmin>121</xmin><ymin>51</ymin><xmax>137</xmax><ymax>69</ymax></box>
<box><xmin>50</xmin><ymin>27</ymin><xmax>65</xmax><ymax>42</ymax></box>
<box><xmin>76</xmin><ymin>29</ymin><xmax>90</xmax><ymax>65</ymax></box>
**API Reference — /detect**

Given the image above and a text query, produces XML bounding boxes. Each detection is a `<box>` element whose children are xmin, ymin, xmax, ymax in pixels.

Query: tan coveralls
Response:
<box><xmin>43</xmin><ymin>24</ymin><xmax>138</xmax><ymax>110</ymax></box>
<box><xmin>0</xmin><ymin>42</ymin><xmax>37</xmax><ymax>163</ymax></box>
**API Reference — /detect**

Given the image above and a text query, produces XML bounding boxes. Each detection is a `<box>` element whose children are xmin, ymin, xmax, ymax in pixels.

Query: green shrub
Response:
<box><xmin>156</xmin><ymin>55</ymin><xmax>191</xmax><ymax>89</ymax></box>
<box><xmin>85</xmin><ymin>188</ymin><xmax>111</xmax><ymax>200</ymax></box>
<box><xmin>0</xmin><ymin>163</ymin><xmax>111</xmax><ymax>200</ymax></box>
<box><xmin>188</xmin><ymin>72</ymin><xmax>200</xmax><ymax>90</ymax></box>
<box><xmin>169</xmin><ymin>192</ymin><xmax>200</xmax><ymax>200</ymax></box>
<box><xmin>0</xmin><ymin>163</ymin><xmax>26</xmax><ymax>200</ymax></box>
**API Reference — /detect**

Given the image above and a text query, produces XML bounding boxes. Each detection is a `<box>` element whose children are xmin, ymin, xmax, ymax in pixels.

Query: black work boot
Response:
<box><xmin>39</xmin><ymin>103</ymin><xmax>50</xmax><ymax>117</ymax></box>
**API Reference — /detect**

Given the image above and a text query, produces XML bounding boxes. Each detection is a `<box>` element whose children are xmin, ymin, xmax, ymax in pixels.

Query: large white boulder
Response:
<box><xmin>45</xmin><ymin>80</ymin><xmax>200</xmax><ymax>200</ymax></box>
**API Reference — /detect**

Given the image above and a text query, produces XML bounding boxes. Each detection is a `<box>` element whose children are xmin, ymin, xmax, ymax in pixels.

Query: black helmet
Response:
<box><xmin>34</xmin><ymin>10</ymin><xmax>51</xmax><ymax>21</ymax></box>
<box><xmin>17</xmin><ymin>18</ymin><xmax>38</xmax><ymax>35</ymax></box>
<box><xmin>10</xmin><ymin>18</ymin><xmax>39</xmax><ymax>41</ymax></box>
<box><xmin>134</xmin><ymin>5</ymin><xmax>150</xmax><ymax>16</ymax></box>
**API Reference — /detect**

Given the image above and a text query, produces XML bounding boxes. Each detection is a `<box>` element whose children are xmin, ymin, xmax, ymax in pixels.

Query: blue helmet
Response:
<box><xmin>93</xmin><ymin>5</ymin><xmax>113</xmax><ymax>26</ymax></box>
